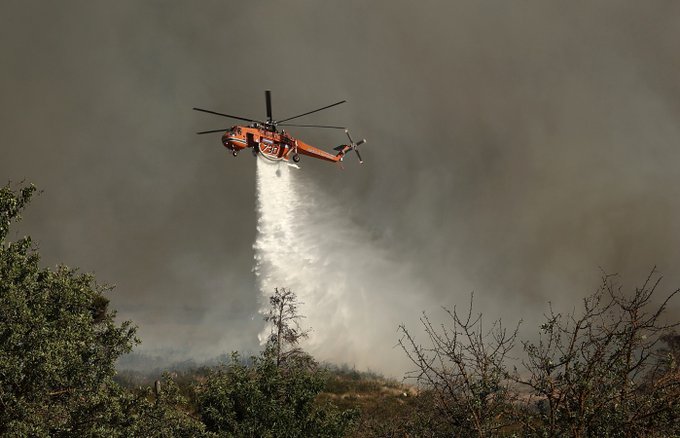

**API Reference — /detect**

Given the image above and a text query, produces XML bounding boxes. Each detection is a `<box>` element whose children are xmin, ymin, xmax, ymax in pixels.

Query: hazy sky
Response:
<box><xmin>2</xmin><ymin>1</ymin><xmax>679</xmax><ymax>371</ymax></box>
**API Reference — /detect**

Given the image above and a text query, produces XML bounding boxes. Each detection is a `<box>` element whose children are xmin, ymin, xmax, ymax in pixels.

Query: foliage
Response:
<box><xmin>0</xmin><ymin>182</ymin><xmax>134</xmax><ymax>435</ymax></box>
<box><xmin>120</xmin><ymin>373</ymin><xmax>213</xmax><ymax>438</ymax></box>
<box><xmin>0</xmin><ymin>182</ymin><xmax>36</xmax><ymax>242</ymax></box>
<box><xmin>197</xmin><ymin>289</ymin><xmax>357</xmax><ymax>437</ymax></box>
<box><xmin>198</xmin><ymin>351</ymin><xmax>357</xmax><ymax>438</ymax></box>
<box><xmin>0</xmin><ymin>183</ymin><xmax>208</xmax><ymax>437</ymax></box>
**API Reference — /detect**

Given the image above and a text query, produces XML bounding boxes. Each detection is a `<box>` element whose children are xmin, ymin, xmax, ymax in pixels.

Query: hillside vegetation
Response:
<box><xmin>2</xmin><ymin>182</ymin><xmax>680</xmax><ymax>437</ymax></box>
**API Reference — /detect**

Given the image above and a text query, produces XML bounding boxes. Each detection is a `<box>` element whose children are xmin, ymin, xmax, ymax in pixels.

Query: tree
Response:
<box><xmin>197</xmin><ymin>288</ymin><xmax>357</xmax><ymax>437</ymax></box>
<box><xmin>516</xmin><ymin>269</ymin><xmax>680</xmax><ymax>437</ymax></box>
<box><xmin>1</xmin><ymin>182</ymin><xmax>211</xmax><ymax>437</ymax></box>
<box><xmin>398</xmin><ymin>271</ymin><xmax>680</xmax><ymax>437</ymax></box>
<box><xmin>398</xmin><ymin>294</ymin><xmax>520</xmax><ymax>437</ymax></box>
<box><xmin>0</xmin><ymin>182</ymin><xmax>136</xmax><ymax>435</ymax></box>
<box><xmin>263</xmin><ymin>287</ymin><xmax>309</xmax><ymax>367</ymax></box>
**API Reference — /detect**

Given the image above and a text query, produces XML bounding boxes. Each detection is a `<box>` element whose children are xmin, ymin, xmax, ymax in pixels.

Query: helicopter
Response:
<box><xmin>193</xmin><ymin>90</ymin><xmax>366</xmax><ymax>165</ymax></box>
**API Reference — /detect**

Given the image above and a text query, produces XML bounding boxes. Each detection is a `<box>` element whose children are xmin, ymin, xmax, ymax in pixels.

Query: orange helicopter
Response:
<box><xmin>193</xmin><ymin>90</ymin><xmax>367</xmax><ymax>165</ymax></box>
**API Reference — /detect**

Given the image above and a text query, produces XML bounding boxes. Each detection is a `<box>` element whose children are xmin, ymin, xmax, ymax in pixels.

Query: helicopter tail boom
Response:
<box><xmin>334</xmin><ymin>144</ymin><xmax>353</xmax><ymax>159</ymax></box>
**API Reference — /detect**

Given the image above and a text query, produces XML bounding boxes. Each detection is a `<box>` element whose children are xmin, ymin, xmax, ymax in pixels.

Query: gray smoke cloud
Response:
<box><xmin>2</xmin><ymin>1</ymin><xmax>680</xmax><ymax>373</ymax></box>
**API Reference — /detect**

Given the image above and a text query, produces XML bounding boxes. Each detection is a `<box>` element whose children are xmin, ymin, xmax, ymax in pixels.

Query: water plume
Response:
<box><xmin>252</xmin><ymin>157</ymin><xmax>428</xmax><ymax>376</ymax></box>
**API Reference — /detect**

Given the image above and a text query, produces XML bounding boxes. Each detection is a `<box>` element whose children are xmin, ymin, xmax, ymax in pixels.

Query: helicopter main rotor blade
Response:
<box><xmin>265</xmin><ymin>90</ymin><xmax>273</xmax><ymax>122</ymax></box>
<box><xmin>196</xmin><ymin>128</ymin><xmax>231</xmax><ymax>135</ymax></box>
<box><xmin>193</xmin><ymin>107</ymin><xmax>261</xmax><ymax>123</ymax></box>
<box><xmin>277</xmin><ymin>100</ymin><xmax>346</xmax><ymax>123</ymax></box>
<box><xmin>278</xmin><ymin>123</ymin><xmax>347</xmax><ymax>130</ymax></box>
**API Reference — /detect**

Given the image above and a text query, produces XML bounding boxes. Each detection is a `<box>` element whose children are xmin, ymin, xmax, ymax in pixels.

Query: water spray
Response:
<box><xmin>252</xmin><ymin>157</ymin><xmax>427</xmax><ymax>376</ymax></box>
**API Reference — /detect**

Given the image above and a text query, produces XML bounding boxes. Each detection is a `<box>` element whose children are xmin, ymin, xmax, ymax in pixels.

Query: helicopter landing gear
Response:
<box><xmin>232</xmin><ymin>150</ymin><xmax>238</xmax><ymax>157</ymax></box>
<box><xmin>292</xmin><ymin>154</ymin><xmax>300</xmax><ymax>163</ymax></box>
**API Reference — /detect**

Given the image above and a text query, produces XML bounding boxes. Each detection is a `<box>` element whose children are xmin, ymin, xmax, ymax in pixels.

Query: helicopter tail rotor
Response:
<box><xmin>345</xmin><ymin>129</ymin><xmax>367</xmax><ymax>164</ymax></box>
<box><xmin>333</xmin><ymin>130</ymin><xmax>366</xmax><ymax>163</ymax></box>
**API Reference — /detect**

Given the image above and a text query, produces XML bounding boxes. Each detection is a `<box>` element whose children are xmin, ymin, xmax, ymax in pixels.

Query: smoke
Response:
<box><xmin>2</xmin><ymin>1</ymin><xmax>680</xmax><ymax>373</ymax></box>
<box><xmin>253</xmin><ymin>157</ymin><xmax>428</xmax><ymax>375</ymax></box>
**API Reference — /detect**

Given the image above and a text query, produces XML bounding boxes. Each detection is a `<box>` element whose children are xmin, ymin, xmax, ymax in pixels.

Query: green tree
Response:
<box><xmin>198</xmin><ymin>289</ymin><xmax>357</xmax><ymax>437</ymax></box>
<box><xmin>0</xmin><ymin>182</ymin><xmax>209</xmax><ymax>437</ymax></box>
<box><xmin>0</xmin><ymin>182</ymin><xmax>134</xmax><ymax>435</ymax></box>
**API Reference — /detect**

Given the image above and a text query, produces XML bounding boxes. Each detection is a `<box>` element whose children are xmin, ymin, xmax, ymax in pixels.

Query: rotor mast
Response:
<box><xmin>265</xmin><ymin>90</ymin><xmax>274</xmax><ymax>130</ymax></box>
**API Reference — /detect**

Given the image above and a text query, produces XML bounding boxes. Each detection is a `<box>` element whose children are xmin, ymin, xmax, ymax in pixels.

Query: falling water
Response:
<box><xmin>252</xmin><ymin>157</ymin><xmax>428</xmax><ymax>376</ymax></box>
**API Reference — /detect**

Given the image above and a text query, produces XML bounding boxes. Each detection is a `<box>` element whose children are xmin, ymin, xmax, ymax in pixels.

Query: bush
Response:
<box><xmin>198</xmin><ymin>352</ymin><xmax>357</xmax><ymax>437</ymax></box>
<box><xmin>198</xmin><ymin>288</ymin><xmax>357</xmax><ymax>437</ymax></box>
